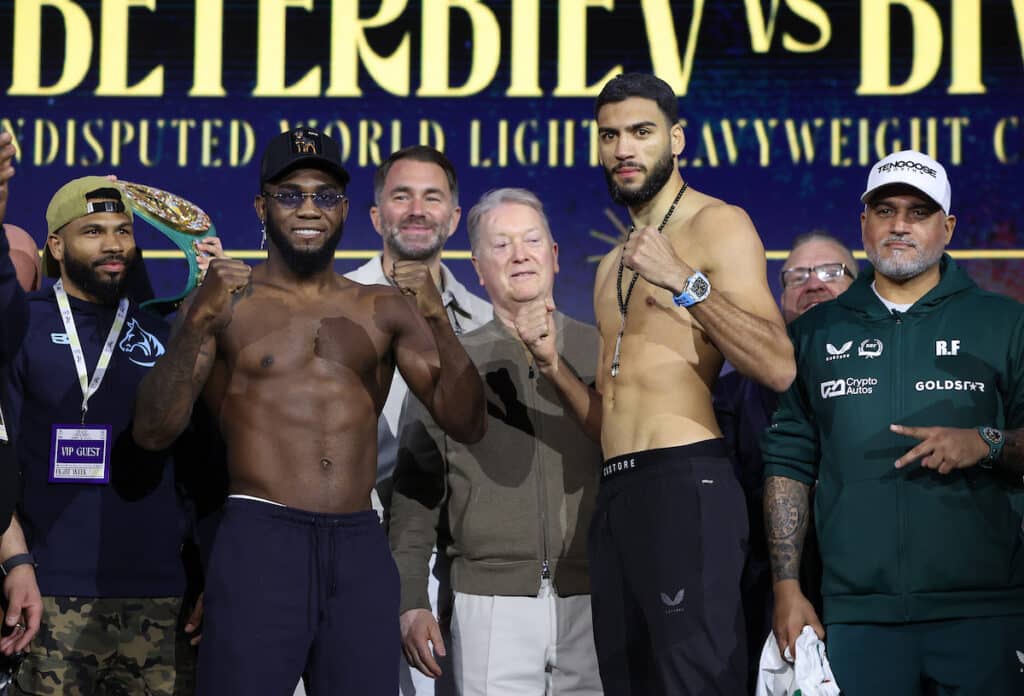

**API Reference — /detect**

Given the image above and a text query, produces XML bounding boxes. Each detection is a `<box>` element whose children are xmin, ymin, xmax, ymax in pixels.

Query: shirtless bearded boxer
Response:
<box><xmin>132</xmin><ymin>128</ymin><xmax>486</xmax><ymax>696</ymax></box>
<box><xmin>532</xmin><ymin>74</ymin><xmax>795</xmax><ymax>695</ymax></box>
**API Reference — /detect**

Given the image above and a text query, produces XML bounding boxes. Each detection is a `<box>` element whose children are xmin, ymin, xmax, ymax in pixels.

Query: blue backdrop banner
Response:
<box><xmin>3</xmin><ymin>0</ymin><xmax>1023</xmax><ymax>319</ymax></box>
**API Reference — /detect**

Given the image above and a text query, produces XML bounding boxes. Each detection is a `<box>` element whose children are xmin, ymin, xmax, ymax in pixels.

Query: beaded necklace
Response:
<box><xmin>611</xmin><ymin>181</ymin><xmax>688</xmax><ymax>377</ymax></box>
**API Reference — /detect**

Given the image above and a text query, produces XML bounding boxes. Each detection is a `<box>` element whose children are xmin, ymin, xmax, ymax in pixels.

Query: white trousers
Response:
<box><xmin>450</xmin><ymin>582</ymin><xmax>603</xmax><ymax>696</ymax></box>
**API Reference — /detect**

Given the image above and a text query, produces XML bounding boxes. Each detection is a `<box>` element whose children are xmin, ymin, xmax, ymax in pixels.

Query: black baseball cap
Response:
<box><xmin>260</xmin><ymin>127</ymin><xmax>350</xmax><ymax>188</ymax></box>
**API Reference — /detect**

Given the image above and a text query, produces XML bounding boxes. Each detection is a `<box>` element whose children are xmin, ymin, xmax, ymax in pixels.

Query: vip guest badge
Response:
<box><xmin>50</xmin><ymin>424</ymin><xmax>112</xmax><ymax>484</ymax></box>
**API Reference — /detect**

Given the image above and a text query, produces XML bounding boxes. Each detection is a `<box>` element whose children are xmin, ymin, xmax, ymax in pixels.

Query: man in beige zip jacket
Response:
<box><xmin>390</xmin><ymin>188</ymin><xmax>603</xmax><ymax>696</ymax></box>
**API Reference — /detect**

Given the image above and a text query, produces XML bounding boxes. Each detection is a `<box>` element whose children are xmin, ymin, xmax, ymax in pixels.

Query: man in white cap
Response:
<box><xmin>761</xmin><ymin>150</ymin><xmax>1024</xmax><ymax>695</ymax></box>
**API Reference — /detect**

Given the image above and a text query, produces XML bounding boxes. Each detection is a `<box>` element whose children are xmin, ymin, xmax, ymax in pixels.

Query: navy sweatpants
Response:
<box><xmin>588</xmin><ymin>440</ymin><xmax>749</xmax><ymax>695</ymax></box>
<box><xmin>196</xmin><ymin>497</ymin><xmax>400</xmax><ymax>696</ymax></box>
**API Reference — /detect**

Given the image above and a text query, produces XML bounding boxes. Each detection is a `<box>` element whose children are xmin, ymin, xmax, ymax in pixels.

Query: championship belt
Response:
<box><xmin>116</xmin><ymin>181</ymin><xmax>216</xmax><ymax>312</ymax></box>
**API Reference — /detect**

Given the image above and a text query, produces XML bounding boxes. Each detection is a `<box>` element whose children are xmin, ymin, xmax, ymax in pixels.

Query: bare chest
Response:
<box><xmin>219</xmin><ymin>296</ymin><xmax>392</xmax><ymax>378</ymax></box>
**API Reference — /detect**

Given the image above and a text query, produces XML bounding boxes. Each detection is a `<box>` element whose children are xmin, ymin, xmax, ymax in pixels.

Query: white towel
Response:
<box><xmin>755</xmin><ymin>626</ymin><xmax>841</xmax><ymax>696</ymax></box>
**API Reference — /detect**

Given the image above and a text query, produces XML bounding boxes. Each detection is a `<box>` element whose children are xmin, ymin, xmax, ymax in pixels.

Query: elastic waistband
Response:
<box><xmin>601</xmin><ymin>439</ymin><xmax>729</xmax><ymax>481</ymax></box>
<box><xmin>224</xmin><ymin>496</ymin><xmax>380</xmax><ymax>528</ymax></box>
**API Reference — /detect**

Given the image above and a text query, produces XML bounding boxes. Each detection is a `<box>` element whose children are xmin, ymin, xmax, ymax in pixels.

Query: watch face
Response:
<box><xmin>983</xmin><ymin>427</ymin><xmax>1004</xmax><ymax>445</ymax></box>
<box><xmin>690</xmin><ymin>275</ymin><xmax>710</xmax><ymax>298</ymax></box>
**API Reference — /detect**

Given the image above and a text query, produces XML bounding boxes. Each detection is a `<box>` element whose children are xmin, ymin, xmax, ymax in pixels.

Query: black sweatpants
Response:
<box><xmin>588</xmin><ymin>440</ymin><xmax>749</xmax><ymax>695</ymax></box>
<box><xmin>196</xmin><ymin>497</ymin><xmax>400</xmax><ymax>696</ymax></box>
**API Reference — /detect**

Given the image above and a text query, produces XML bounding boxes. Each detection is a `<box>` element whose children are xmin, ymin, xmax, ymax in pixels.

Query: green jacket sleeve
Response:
<box><xmin>389</xmin><ymin>391</ymin><xmax>447</xmax><ymax>614</ymax></box>
<box><xmin>761</xmin><ymin>326</ymin><xmax>820</xmax><ymax>485</ymax></box>
<box><xmin>1002</xmin><ymin>310</ymin><xmax>1024</xmax><ymax>430</ymax></box>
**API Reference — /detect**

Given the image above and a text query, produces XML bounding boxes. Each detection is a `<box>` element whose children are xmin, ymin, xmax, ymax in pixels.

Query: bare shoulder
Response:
<box><xmin>688</xmin><ymin>195</ymin><xmax>758</xmax><ymax>244</ymax></box>
<box><xmin>334</xmin><ymin>275</ymin><xmax>421</xmax><ymax>333</ymax></box>
<box><xmin>677</xmin><ymin>193</ymin><xmax>765</xmax><ymax>274</ymax></box>
<box><xmin>336</xmin><ymin>275</ymin><xmax>405</xmax><ymax>309</ymax></box>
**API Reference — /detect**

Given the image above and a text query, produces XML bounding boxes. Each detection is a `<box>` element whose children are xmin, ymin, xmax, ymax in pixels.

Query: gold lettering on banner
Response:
<box><xmin>191</xmin><ymin>0</ymin><xmax>226</xmax><ymax>96</ymax></box>
<box><xmin>419</xmin><ymin>120</ymin><xmax>445</xmax><ymax>150</ymax></box>
<box><xmin>5</xmin><ymin>1</ymin><xmax>1018</xmax><ymax>100</ymax></box>
<box><xmin>359</xmin><ymin>120</ymin><xmax>385</xmax><ymax>166</ymax></box>
<box><xmin>82</xmin><ymin>120</ymin><xmax>104</xmax><ymax>166</ymax></box>
<box><xmin>229</xmin><ymin>120</ymin><xmax>256</xmax><ymax>166</ymax></box>
<box><xmin>950</xmin><ymin>0</ymin><xmax>983</xmax><ymax>94</ymax></box>
<box><xmin>64</xmin><ymin>119</ymin><xmax>76</xmax><ymax>166</ymax></box>
<box><xmin>994</xmin><ymin>116</ymin><xmax>1020</xmax><ymax>164</ymax></box>
<box><xmin>508</xmin><ymin>0</ymin><xmax>542</xmax><ymax>96</ymax></box>
<box><xmin>1015</xmin><ymin>0</ymin><xmax>1024</xmax><ymax>68</ymax></box>
<box><xmin>831</xmin><ymin>118</ymin><xmax>852</xmax><ymax>166</ymax></box>
<box><xmin>944</xmin><ymin>116</ymin><xmax>969</xmax><ymax>164</ymax></box>
<box><xmin>333</xmin><ymin>122</ymin><xmax>354</xmax><ymax>160</ymax></box>
<box><xmin>547</xmin><ymin>120</ymin><xmax>559</xmax><ymax>167</ymax></box>
<box><xmin>96</xmin><ymin>0</ymin><xmax>164</xmax><ymax>96</ymax></box>
<box><xmin>171</xmin><ymin>119</ymin><xmax>197</xmax><ymax>166</ymax></box>
<box><xmin>859</xmin><ymin>0</ymin><xmax>941</xmax><ymax>94</ymax></box>
<box><xmin>469</xmin><ymin>120</ymin><xmax>489</xmax><ymax>167</ymax></box>
<box><xmin>33</xmin><ymin>119</ymin><xmax>59</xmax><ymax>165</ymax></box>
<box><xmin>328</xmin><ymin>0</ymin><xmax>409</xmax><ymax>96</ymax></box>
<box><xmin>10</xmin><ymin>0</ymin><xmax>92</xmax><ymax>95</ymax></box>
<box><xmin>639</xmin><ymin>0</ymin><xmax>704</xmax><ymax>96</ymax></box>
<box><xmin>563</xmin><ymin>119</ymin><xmax>577</xmax><ymax>167</ymax></box>
<box><xmin>908</xmin><ymin>117</ymin><xmax>939</xmax><ymax>156</ymax></box>
<box><xmin>742</xmin><ymin>0</ymin><xmax>829</xmax><ymax>54</ymax></box>
<box><xmin>783</xmin><ymin>0</ymin><xmax>830</xmax><ymax>52</ymax></box>
<box><xmin>513</xmin><ymin>120</ymin><xmax>539</xmax><ymax>165</ymax></box>
<box><xmin>857</xmin><ymin>0</ymin><xmax>986</xmax><ymax>95</ymax></box>
<box><xmin>110</xmin><ymin>120</ymin><xmax>136</xmax><ymax>166</ymax></box>
<box><xmin>202</xmin><ymin>119</ymin><xmax>223</xmax><ymax>167</ymax></box>
<box><xmin>783</xmin><ymin>119</ymin><xmax>824</xmax><ymax>163</ymax></box>
<box><xmin>0</xmin><ymin>115</ymin><xmax>994</xmax><ymax>171</ymax></box>
<box><xmin>751</xmin><ymin>119</ymin><xmax>779</xmax><ymax>167</ymax></box>
<box><xmin>584</xmin><ymin>119</ymin><xmax>600</xmax><ymax>167</ymax></box>
<box><xmin>719</xmin><ymin>120</ymin><xmax>741</xmax><ymax>165</ymax></box>
<box><xmin>253</xmin><ymin>0</ymin><xmax>321</xmax><ymax>96</ymax></box>
<box><xmin>418</xmin><ymin>0</ymin><xmax>501</xmax><ymax>96</ymax></box>
<box><xmin>554</xmin><ymin>0</ymin><xmax>619</xmax><ymax>97</ymax></box>
<box><xmin>139</xmin><ymin>119</ymin><xmax>162</xmax><ymax>167</ymax></box>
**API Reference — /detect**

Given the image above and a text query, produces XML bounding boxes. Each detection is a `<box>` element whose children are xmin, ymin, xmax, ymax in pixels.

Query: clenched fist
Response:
<box><xmin>622</xmin><ymin>226</ymin><xmax>692</xmax><ymax>295</ymax></box>
<box><xmin>391</xmin><ymin>260</ymin><xmax>446</xmax><ymax>321</ymax></box>
<box><xmin>513</xmin><ymin>296</ymin><xmax>558</xmax><ymax>371</ymax></box>
<box><xmin>186</xmin><ymin>257</ymin><xmax>252</xmax><ymax>334</ymax></box>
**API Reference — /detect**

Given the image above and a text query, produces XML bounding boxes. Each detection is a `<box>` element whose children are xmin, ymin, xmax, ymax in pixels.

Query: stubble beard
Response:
<box><xmin>603</xmin><ymin>149</ymin><xmax>677</xmax><ymax>207</ymax></box>
<box><xmin>383</xmin><ymin>214</ymin><xmax>451</xmax><ymax>262</ymax></box>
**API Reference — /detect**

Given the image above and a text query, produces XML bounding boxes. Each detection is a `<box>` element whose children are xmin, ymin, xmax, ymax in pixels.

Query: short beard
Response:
<box><xmin>604</xmin><ymin>149</ymin><xmax>677</xmax><ymax>206</ymax></box>
<box><xmin>383</xmin><ymin>214</ymin><xmax>450</xmax><ymax>262</ymax></box>
<box><xmin>267</xmin><ymin>217</ymin><xmax>343</xmax><ymax>276</ymax></box>
<box><xmin>867</xmin><ymin>241</ymin><xmax>943</xmax><ymax>282</ymax></box>
<box><xmin>63</xmin><ymin>249</ymin><xmax>135</xmax><ymax>305</ymax></box>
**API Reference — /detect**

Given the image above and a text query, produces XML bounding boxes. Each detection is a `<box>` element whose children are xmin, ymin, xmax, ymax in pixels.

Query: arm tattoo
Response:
<box><xmin>764</xmin><ymin>475</ymin><xmax>811</xmax><ymax>583</ymax></box>
<box><xmin>133</xmin><ymin>312</ymin><xmax>213</xmax><ymax>449</ymax></box>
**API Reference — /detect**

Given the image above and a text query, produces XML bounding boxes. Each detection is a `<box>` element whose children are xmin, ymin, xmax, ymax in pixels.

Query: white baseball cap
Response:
<box><xmin>861</xmin><ymin>150</ymin><xmax>951</xmax><ymax>215</ymax></box>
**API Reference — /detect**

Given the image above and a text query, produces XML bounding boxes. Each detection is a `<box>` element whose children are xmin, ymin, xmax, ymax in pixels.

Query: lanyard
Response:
<box><xmin>53</xmin><ymin>280</ymin><xmax>129</xmax><ymax>423</ymax></box>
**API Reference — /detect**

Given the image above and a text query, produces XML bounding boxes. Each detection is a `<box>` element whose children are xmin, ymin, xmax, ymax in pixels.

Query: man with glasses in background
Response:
<box><xmin>133</xmin><ymin>128</ymin><xmax>486</xmax><ymax>695</ymax></box>
<box><xmin>714</xmin><ymin>231</ymin><xmax>857</xmax><ymax>692</ymax></box>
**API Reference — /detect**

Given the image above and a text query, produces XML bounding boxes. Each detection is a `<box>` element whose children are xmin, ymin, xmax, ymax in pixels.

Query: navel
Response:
<box><xmin>320</xmin><ymin>458</ymin><xmax>333</xmax><ymax>472</ymax></box>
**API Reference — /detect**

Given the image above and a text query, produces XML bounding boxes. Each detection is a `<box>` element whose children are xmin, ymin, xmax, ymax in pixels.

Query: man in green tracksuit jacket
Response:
<box><xmin>762</xmin><ymin>149</ymin><xmax>1024</xmax><ymax>695</ymax></box>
